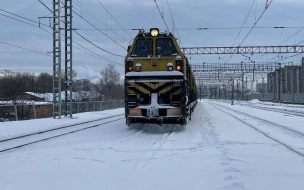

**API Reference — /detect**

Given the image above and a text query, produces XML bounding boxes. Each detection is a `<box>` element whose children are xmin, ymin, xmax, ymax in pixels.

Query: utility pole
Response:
<box><xmin>199</xmin><ymin>85</ymin><xmax>201</xmax><ymax>101</ymax></box>
<box><xmin>231</xmin><ymin>79</ymin><xmax>234</xmax><ymax>105</ymax></box>
<box><xmin>237</xmin><ymin>79</ymin><xmax>239</xmax><ymax>100</ymax></box>
<box><xmin>246</xmin><ymin>77</ymin><xmax>248</xmax><ymax>100</ymax></box>
<box><xmin>223</xmin><ymin>84</ymin><xmax>226</xmax><ymax>100</ymax></box>
<box><xmin>53</xmin><ymin>0</ymin><xmax>62</xmax><ymax>118</ymax></box>
<box><xmin>64</xmin><ymin>0</ymin><xmax>73</xmax><ymax>117</ymax></box>
<box><xmin>242</xmin><ymin>73</ymin><xmax>244</xmax><ymax>100</ymax></box>
<box><xmin>219</xmin><ymin>87</ymin><xmax>221</xmax><ymax>99</ymax></box>
<box><xmin>51</xmin><ymin>0</ymin><xmax>73</xmax><ymax>119</ymax></box>
<box><xmin>278</xmin><ymin>63</ymin><xmax>281</xmax><ymax>104</ymax></box>
<box><xmin>251</xmin><ymin>61</ymin><xmax>255</xmax><ymax>93</ymax></box>
<box><xmin>262</xmin><ymin>75</ymin><xmax>265</xmax><ymax>101</ymax></box>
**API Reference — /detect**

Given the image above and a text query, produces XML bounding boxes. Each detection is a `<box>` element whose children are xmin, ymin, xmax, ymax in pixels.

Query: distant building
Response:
<box><xmin>256</xmin><ymin>83</ymin><xmax>267</xmax><ymax>93</ymax></box>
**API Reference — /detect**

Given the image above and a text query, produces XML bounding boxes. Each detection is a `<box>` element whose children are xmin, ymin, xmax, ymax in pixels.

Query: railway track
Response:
<box><xmin>0</xmin><ymin>114</ymin><xmax>125</xmax><ymax>153</ymax></box>
<box><xmin>238</xmin><ymin>104</ymin><xmax>304</xmax><ymax>117</ymax></box>
<box><xmin>216</xmin><ymin>100</ymin><xmax>304</xmax><ymax>117</ymax></box>
<box><xmin>208</xmin><ymin>101</ymin><xmax>304</xmax><ymax>158</ymax></box>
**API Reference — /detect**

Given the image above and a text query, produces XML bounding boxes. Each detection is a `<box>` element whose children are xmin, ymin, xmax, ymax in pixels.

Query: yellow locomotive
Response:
<box><xmin>124</xmin><ymin>28</ymin><xmax>197</xmax><ymax>125</ymax></box>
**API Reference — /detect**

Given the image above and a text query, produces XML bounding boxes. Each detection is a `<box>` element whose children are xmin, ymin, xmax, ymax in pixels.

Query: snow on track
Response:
<box><xmin>208</xmin><ymin>101</ymin><xmax>304</xmax><ymax>157</ymax></box>
<box><xmin>0</xmin><ymin>101</ymin><xmax>304</xmax><ymax>190</ymax></box>
<box><xmin>0</xmin><ymin>115</ymin><xmax>125</xmax><ymax>153</ymax></box>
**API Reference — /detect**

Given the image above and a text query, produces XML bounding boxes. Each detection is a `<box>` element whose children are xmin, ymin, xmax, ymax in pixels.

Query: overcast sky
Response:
<box><xmin>1</xmin><ymin>0</ymin><xmax>304</xmax><ymax>82</ymax></box>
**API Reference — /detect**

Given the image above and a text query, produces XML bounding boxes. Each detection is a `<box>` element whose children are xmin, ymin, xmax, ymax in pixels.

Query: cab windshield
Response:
<box><xmin>156</xmin><ymin>38</ymin><xmax>178</xmax><ymax>56</ymax></box>
<box><xmin>131</xmin><ymin>39</ymin><xmax>153</xmax><ymax>57</ymax></box>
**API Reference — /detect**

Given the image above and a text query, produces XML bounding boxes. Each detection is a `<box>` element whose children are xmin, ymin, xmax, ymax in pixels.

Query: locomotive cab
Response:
<box><xmin>124</xmin><ymin>28</ymin><xmax>197</xmax><ymax>125</ymax></box>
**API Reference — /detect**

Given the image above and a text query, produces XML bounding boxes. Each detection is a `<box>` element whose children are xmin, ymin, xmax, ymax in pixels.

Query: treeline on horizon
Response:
<box><xmin>0</xmin><ymin>63</ymin><xmax>124</xmax><ymax>103</ymax></box>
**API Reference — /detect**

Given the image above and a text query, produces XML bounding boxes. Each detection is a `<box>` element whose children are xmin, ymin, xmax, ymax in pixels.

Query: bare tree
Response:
<box><xmin>0</xmin><ymin>70</ymin><xmax>38</xmax><ymax>120</ymax></box>
<box><xmin>98</xmin><ymin>63</ymin><xmax>124</xmax><ymax>100</ymax></box>
<box><xmin>36</xmin><ymin>72</ymin><xmax>53</xmax><ymax>93</ymax></box>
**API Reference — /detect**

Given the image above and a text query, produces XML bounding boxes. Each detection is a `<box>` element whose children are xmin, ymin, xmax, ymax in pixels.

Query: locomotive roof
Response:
<box><xmin>137</xmin><ymin>32</ymin><xmax>174</xmax><ymax>38</ymax></box>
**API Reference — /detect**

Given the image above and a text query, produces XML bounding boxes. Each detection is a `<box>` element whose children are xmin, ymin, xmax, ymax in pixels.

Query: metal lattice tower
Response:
<box><xmin>53</xmin><ymin>0</ymin><xmax>62</xmax><ymax>118</ymax></box>
<box><xmin>64</xmin><ymin>0</ymin><xmax>73</xmax><ymax>117</ymax></box>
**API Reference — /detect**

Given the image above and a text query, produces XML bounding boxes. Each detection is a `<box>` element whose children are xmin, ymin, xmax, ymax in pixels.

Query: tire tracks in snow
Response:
<box><xmin>208</xmin><ymin>101</ymin><xmax>304</xmax><ymax>158</ymax></box>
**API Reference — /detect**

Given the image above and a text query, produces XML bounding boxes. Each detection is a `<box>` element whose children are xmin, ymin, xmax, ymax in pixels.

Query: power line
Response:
<box><xmin>73</xmin><ymin>30</ymin><xmax>125</xmax><ymax>57</ymax></box>
<box><xmin>73</xmin><ymin>41</ymin><xmax>122</xmax><ymax>65</ymax></box>
<box><xmin>253</xmin><ymin>26</ymin><xmax>304</xmax><ymax>62</ymax></box>
<box><xmin>0</xmin><ymin>8</ymin><xmax>123</xmax><ymax>66</ymax></box>
<box><xmin>165</xmin><ymin>0</ymin><xmax>182</xmax><ymax>47</ymax></box>
<box><xmin>73</xmin><ymin>0</ymin><xmax>123</xmax><ymax>43</ymax></box>
<box><xmin>73</xmin><ymin>26</ymin><xmax>304</xmax><ymax>31</ymax></box>
<box><xmin>225</xmin><ymin>0</ymin><xmax>274</xmax><ymax>64</ymax></box>
<box><xmin>73</xmin><ymin>10</ymin><xmax>126</xmax><ymax>50</ymax></box>
<box><xmin>0</xmin><ymin>41</ymin><xmax>101</xmax><ymax>73</ymax></box>
<box><xmin>224</xmin><ymin>0</ymin><xmax>256</xmax><ymax>63</ymax></box>
<box><xmin>74</xmin><ymin>0</ymin><xmax>129</xmax><ymax>42</ymax></box>
<box><xmin>73</xmin><ymin>0</ymin><xmax>129</xmax><ymax>47</ymax></box>
<box><xmin>154</xmin><ymin>0</ymin><xmax>170</xmax><ymax>32</ymax></box>
<box><xmin>239</xmin><ymin>0</ymin><xmax>274</xmax><ymax>46</ymax></box>
<box><xmin>0</xmin><ymin>41</ymin><xmax>50</xmax><ymax>56</ymax></box>
<box><xmin>95</xmin><ymin>0</ymin><xmax>133</xmax><ymax>38</ymax></box>
<box><xmin>0</xmin><ymin>8</ymin><xmax>50</xmax><ymax>28</ymax></box>
<box><xmin>233</xmin><ymin>0</ymin><xmax>256</xmax><ymax>47</ymax></box>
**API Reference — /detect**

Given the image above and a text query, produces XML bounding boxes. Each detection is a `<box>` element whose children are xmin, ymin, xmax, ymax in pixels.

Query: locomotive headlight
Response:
<box><xmin>127</xmin><ymin>58</ymin><xmax>133</xmax><ymax>71</ymax></box>
<box><xmin>167</xmin><ymin>62</ymin><xmax>174</xmax><ymax>71</ymax></box>
<box><xmin>150</xmin><ymin>28</ymin><xmax>159</xmax><ymax>37</ymax></box>
<box><xmin>135</xmin><ymin>63</ymin><xmax>141</xmax><ymax>72</ymax></box>
<box><xmin>175</xmin><ymin>56</ymin><xmax>182</xmax><ymax>71</ymax></box>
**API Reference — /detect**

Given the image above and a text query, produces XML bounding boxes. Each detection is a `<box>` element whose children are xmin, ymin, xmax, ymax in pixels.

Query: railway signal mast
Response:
<box><xmin>50</xmin><ymin>0</ymin><xmax>73</xmax><ymax>119</ymax></box>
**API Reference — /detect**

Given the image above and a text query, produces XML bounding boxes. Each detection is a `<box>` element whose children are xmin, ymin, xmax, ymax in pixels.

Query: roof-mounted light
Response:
<box><xmin>150</xmin><ymin>28</ymin><xmax>159</xmax><ymax>37</ymax></box>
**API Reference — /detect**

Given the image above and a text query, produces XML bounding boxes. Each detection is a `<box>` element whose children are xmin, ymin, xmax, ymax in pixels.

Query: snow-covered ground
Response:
<box><xmin>227</xmin><ymin>99</ymin><xmax>304</xmax><ymax>112</ymax></box>
<box><xmin>0</xmin><ymin>100</ymin><xmax>304</xmax><ymax>190</ymax></box>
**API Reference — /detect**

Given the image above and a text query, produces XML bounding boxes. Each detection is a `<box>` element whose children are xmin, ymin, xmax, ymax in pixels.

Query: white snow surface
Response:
<box><xmin>0</xmin><ymin>100</ymin><xmax>304</xmax><ymax>190</ymax></box>
<box><xmin>0</xmin><ymin>108</ymin><xmax>124</xmax><ymax>141</ymax></box>
<box><xmin>248</xmin><ymin>99</ymin><xmax>260</xmax><ymax>104</ymax></box>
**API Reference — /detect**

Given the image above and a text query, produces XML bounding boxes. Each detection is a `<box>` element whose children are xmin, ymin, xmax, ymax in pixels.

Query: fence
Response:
<box><xmin>0</xmin><ymin>100</ymin><xmax>124</xmax><ymax>122</ymax></box>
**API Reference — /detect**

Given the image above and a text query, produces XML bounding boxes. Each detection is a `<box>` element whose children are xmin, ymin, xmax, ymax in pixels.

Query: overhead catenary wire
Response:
<box><xmin>0</xmin><ymin>8</ymin><xmax>50</xmax><ymax>28</ymax></box>
<box><xmin>73</xmin><ymin>0</ymin><xmax>125</xmax><ymax>43</ymax></box>
<box><xmin>165</xmin><ymin>0</ymin><xmax>182</xmax><ymax>47</ymax></box>
<box><xmin>0</xmin><ymin>8</ymin><xmax>123</xmax><ymax>64</ymax></box>
<box><xmin>0</xmin><ymin>9</ymin><xmax>122</xmax><ymax>70</ymax></box>
<box><xmin>95</xmin><ymin>0</ymin><xmax>133</xmax><ymax>39</ymax></box>
<box><xmin>0</xmin><ymin>41</ymin><xmax>102</xmax><ymax>73</ymax></box>
<box><xmin>239</xmin><ymin>0</ymin><xmax>274</xmax><ymax>46</ymax></box>
<box><xmin>73</xmin><ymin>26</ymin><xmax>304</xmax><ymax>31</ymax></box>
<box><xmin>73</xmin><ymin>30</ymin><xmax>125</xmax><ymax>58</ymax></box>
<box><xmin>226</xmin><ymin>0</ymin><xmax>273</xmax><ymax>64</ymax></box>
<box><xmin>73</xmin><ymin>10</ymin><xmax>127</xmax><ymax>50</ymax></box>
<box><xmin>224</xmin><ymin>0</ymin><xmax>256</xmax><ymax>63</ymax></box>
<box><xmin>75</xmin><ymin>0</ymin><xmax>130</xmax><ymax>42</ymax></box>
<box><xmin>154</xmin><ymin>0</ymin><xmax>170</xmax><ymax>32</ymax></box>
<box><xmin>232</xmin><ymin>0</ymin><xmax>256</xmax><ymax>47</ymax></box>
<box><xmin>253</xmin><ymin>26</ymin><xmax>304</xmax><ymax>62</ymax></box>
<box><xmin>73</xmin><ymin>0</ymin><xmax>129</xmax><ymax>47</ymax></box>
